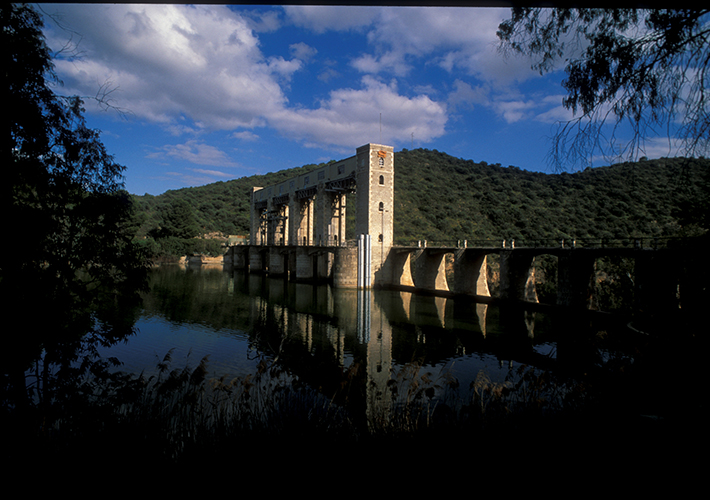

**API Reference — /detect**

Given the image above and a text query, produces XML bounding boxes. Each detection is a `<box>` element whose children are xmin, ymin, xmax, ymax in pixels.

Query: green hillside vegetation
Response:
<box><xmin>393</xmin><ymin>149</ymin><xmax>707</xmax><ymax>244</ymax></box>
<box><xmin>131</xmin><ymin>149</ymin><xmax>708</xmax><ymax>257</ymax></box>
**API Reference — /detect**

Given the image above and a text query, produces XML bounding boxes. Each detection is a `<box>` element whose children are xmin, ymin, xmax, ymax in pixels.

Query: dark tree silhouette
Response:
<box><xmin>1</xmin><ymin>4</ymin><xmax>147</xmax><ymax>416</ymax></box>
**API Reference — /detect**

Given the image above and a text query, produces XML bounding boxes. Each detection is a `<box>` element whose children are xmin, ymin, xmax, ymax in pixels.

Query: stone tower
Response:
<box><xmin>356</xmin><ymin>143</ymin><xmax>394</xmax><ymax>285</ymax></box>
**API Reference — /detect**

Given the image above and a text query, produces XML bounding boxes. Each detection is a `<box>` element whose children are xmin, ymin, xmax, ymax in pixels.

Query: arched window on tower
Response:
<box><xmin>379</xmin><ymin>156</ymin><xmax>384</xmax><ymax>167</ymax></box>
<box><xmin>379</xmin><ymin>175</ymin><xmax>384</xmax><ymax>185</ymax></box>
<box><xmin>378</xmin><ymin>202</ymin><xmax>384</xmax><ymax>211</ymax></box>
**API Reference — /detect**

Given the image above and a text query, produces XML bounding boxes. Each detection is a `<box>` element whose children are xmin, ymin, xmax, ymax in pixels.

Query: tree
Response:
<box><xmin>159</xmin><ymin>199</ymin><xmax>200</xmax><ymax>240</ymax></box>
<box><xmin>1</xmin><ymin>5</ymin><xmax>147</xmax><ymax>414</ymax></box>
<box><xmin>497</xmin><ymin>8</ymin><xmax>710</xmax><ymax>169</ymax></box>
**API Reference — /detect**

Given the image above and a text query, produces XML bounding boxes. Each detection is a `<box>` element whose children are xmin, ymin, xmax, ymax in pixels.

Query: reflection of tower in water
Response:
<box><xmin>247</xmin><ymin>278</ymin><xmax>397</xmax><ymax>420</ymax></box>
<box><xmin>245</xmin><ymin>275</ymin><xmax>546</xmax><ymax>425</ymax></box>
<box><xmin>359</xmin><ymin>289</ymin><xmax>394</xmax><ymax>421</ymax></box>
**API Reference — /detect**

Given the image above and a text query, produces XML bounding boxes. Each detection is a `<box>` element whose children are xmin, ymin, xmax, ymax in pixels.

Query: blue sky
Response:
<box><xmin>38</xmin><ymin>4</ymin><xmax>692</xmax><ymax>195</ymax></box>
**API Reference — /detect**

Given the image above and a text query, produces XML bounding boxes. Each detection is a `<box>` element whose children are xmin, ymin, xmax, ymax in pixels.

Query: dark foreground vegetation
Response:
<box><xmin>0</xmin><ymin>342</ymin><xmax>695</xmax><ymax>472</ymax></box>
<box><xmin>3</xmin><ymin>302</ymin><xmax>706</xmax><ymax>476</ymax></box>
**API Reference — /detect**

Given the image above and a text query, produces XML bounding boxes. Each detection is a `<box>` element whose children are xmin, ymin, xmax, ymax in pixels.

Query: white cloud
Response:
<box><xmin>240</xmin><ymin>7</ymin><xmax>282</xmax><ymax>33</ymax></box>
<box><xmin>600</xmin><ymin>136</ymin><xmax>707</xmax><ymax>165</ymax></box>
<box><xmin>290</xmin><ymin>42</ymin><xmax>317</xmax><ymax>61</ymax></box>
<box><xmin>189</xmin><ymin>168</ymin><xmax>233</xmax><ymax>178</ymax></box>
<box><xmin>266</xmin><ymin>56</ymin><xmax>303</xmax><ymax>80</ymax></box>
<box><xmin>351</xmin><ymin>51</ymin><xmax>412</xmax><ymax>77</ymax></box>
<box><xmin>494</xmin><ymin>100</ymin><xmax>533</xmax><ymax>123</ymax></box>
<box><xmin>281</xmin><ymin>5</ymin><xmax>561</xmax><ymax>134</ymax></box>
<box><xmin>318</xmin><ymin>67</ymin><xmax>341</xmax><ymax>83</ymax></box>
<box><xmin>147</xmin><ymin>140</ymin><xmax>238</xmax><ymax>167</ymax></box>
<box><xmin>534</xmin><ymin>95</ymin><xmax>575</xmax><ymax>124</ymax></box>
<box><xmin>44</xmin><ymin>4</ymin><xmax>448</xmax><ymax>152</ymax></box>
<box><xmin>285</xmin><ymin>6</ymin><xmax>538</xmax><ymax>85</ymax></box>
<box><xmin>283</xmin><ymin>5</ymin><xmax>379</xmax><ymax>33</ymax></box>
<box><xmin>448</xmin><ymin>79</ymin><xmax>489</xmax><ymax>110</ymax></box>
<box><xmin>233</xmin><ymin>131</ymin><xmax>260</xmax><ymax>142</ymax></box>
<box><xmin>164</xmin><ymin>169</ymin><xmax>230</xmax><ymax>189</ymax></box>
<box><xmin>45</xmin><ymin>4</ymin><xmax>288</xmax><ymax>129</ymax></box>
<box><xmin>269</xmin><ymin>76</ymin><xmax>447</xmax><ymax>148</ymax></box>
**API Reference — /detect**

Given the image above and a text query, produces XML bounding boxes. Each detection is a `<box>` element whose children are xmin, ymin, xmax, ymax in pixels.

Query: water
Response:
<box><xmin>99</xmin><ymin>264</ymin><xmax>639</xmax><ymax>397</ymax></box>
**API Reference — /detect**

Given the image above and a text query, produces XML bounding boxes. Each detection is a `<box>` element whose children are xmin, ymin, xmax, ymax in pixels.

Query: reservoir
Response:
<box><xmin>100</xmin><ymin>264</ymin><xmax>644</xmax><ymax>405</ymax></box>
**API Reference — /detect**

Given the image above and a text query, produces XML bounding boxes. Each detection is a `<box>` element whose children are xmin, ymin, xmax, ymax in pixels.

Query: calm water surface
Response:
<box><xmin>99</xmin><ymin>265</ymin><xmax>637</xmax><ymax>393</ymax></box>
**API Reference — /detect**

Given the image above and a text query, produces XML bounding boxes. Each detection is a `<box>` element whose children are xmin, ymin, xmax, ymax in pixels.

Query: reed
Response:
<box><xmin>5</xmin><ymin>349</ymin><xmax>646</xmax><ymax>466</ymax></box>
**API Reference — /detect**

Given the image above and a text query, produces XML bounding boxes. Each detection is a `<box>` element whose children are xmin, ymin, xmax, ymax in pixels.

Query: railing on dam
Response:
<box><xmin>240</xmin><ymin>236</ymin><xmax>690</xmax><ymax>250</ymax></box>
<box><xmin>253</xmin><ymin>236</ymin><xmax>361</xmax><ymax>247</ymax></box>
<box><xmin>393</xmin><ymin>236</ymin><xmax>689</xmax><ymax>250</ymax></box>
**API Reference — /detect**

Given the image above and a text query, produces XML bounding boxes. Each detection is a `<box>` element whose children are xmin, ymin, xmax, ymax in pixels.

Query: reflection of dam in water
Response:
<box><xmin>101</xmin><ymin>266</ymin><xmax>639</xmax><ymax>428</ymax></box>
<box><xmin>234</xmin><ymin>272</ymin><xmax>582</xmax><ymax>418</ymax></box>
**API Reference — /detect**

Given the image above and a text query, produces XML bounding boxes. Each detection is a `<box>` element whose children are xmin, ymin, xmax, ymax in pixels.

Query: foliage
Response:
<box><xmin>156</xmin><ymin>199</ymin><xmax>200</xmax><ymax>240</ymax></box>
<box><xmin>497</xmin><ymin>8</ymin><xmax>710</xmax><ymax>169</ymax></box>
<box><xmin>137</xmin><ymin>198</ymin><xmax>226</xmax><ymax>259</ymax></box>
<box><xmin>149</xmin><ymin>236</ymin><xmax>223</xmax><ymax>259</ymax></box>
<box><xmin>595</xmin><ymin>256</ymin><xmax>637</xmax><ymax>311</ymax></box>
<box><xmin>1</xmin><ymin>4</ymin><xmax>147</xmax><ymax>413</ymax></box>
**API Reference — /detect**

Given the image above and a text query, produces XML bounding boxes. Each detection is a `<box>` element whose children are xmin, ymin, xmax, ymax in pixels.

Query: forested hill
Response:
<box><xmin>131</xmin><ymin>148</ymin><xmax>709</xmax><ymax>244</ymax></box>
<box><xmin>392</xmin><ymin>149</ymin><xmax>708</xmax><ymax>243</ymax></box>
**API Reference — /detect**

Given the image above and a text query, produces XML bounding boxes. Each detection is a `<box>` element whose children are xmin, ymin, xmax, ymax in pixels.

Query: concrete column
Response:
<box><xmin>412</xmin><ymin>249</ymin><xmax>449</xmax><ymax>292</ymax></box>
<box><xmin>266</xmin><ymin>199</ymin><xmax>277</xmax><ymax>246</ymax></box>
<box><xmin>499</xmin><ymin>250</ymin><xmax>535</xmax><ymax>302</ymax></box>
<box><xmin>334</xmin><ymin>193</ymin><xmax>346</xmax><ymax>246</ymax></box>
<box><xmin>249</xmin><ymin>187</ymin><xmax>264</xmax><ymax>245</ymax></box>
<box><xmin>634</xmin><ymin>251</ymin><xmax>680</xmax><ymax>315</ymax></box>
<box><xmin>383</xmin><ymin>249</ymin><xmax>415</xmax><ymax>287</ymax></box>
<box><xmin>288</xmin><ymin>195</ymin><xmax>299</xmax><ymax>246</ymax></box>
<box><xmin>232</xmin><ymin>246</ymin><xmax>248</xmax><ymax>269</ymax></box>
<box><xmin>557</xmin><ymin>251</ymin><xmax>595</xmax><ymax>308</ymax></box>
<box><xmin>453</xmin><ymin>249</ymin><xmax>490</xmax><ymax>297</ymax></box>
<box><xmin>295</xmin><ymin>247</ymin><xmax>314</xmax><ymax>281</ymax></box>
<box><xmin>277</xmin><ymin>204</ymin><xmax>288</xmax><ymax>246</ymax></box>
<box><xmin>333</xmin><ymin>246</ymin><xmax>358</xmax><ymax>288</ymax></box>
<box><xmin>317</xmin><ymin>250</ymin><xmax>334</xmax><ymax>280</ymax></box>
<box><xmin>303</xmin><ymin>198</ymin><xmax>314</xmax><ymax>245</ymax></box>
<box><xmin>315</xmin><ymin>186</ymin><xmax>338</xmax><ymax>246</ymax></box>
<box><xmin>249</xmin><ymin>246</ymin><xmax>265</xmax><ymax>273</ymax></box>
<box><xmin>291</xmin><ymin>196</ymin><xmax>314</xmax><ymax>246</ymax></box>
<box><xmin>268</xmin><ymin>247</ymin><xmax>286</xmax><ymax>276</ymax></box>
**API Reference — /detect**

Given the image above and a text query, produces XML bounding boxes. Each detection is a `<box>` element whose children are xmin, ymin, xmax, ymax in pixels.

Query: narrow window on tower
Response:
<box><xmin>378</xmin><ymin>202</ymin><xmax>384</xmax><ymax>211</ymax></box>
<box><xmin>379</xmin><ymin>175</ymin><xmax>384</xmax><ymax>185</ymax></box>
